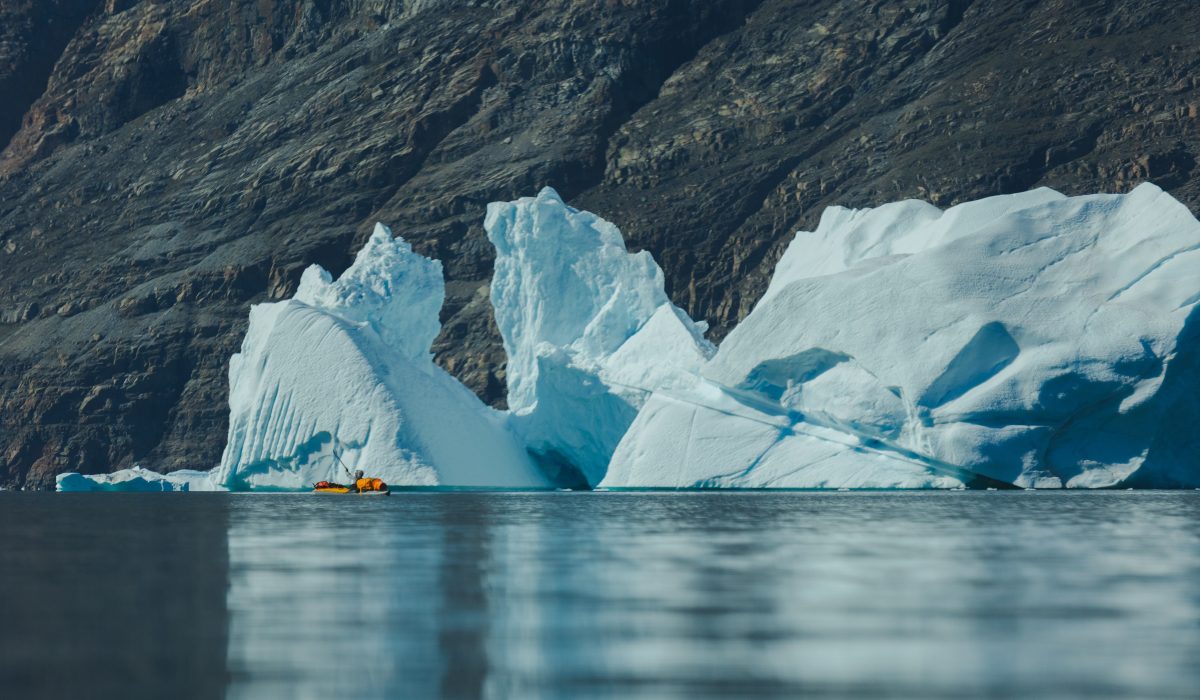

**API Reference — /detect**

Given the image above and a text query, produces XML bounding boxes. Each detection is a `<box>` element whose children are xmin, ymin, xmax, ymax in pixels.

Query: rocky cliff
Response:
<box><xmin>2</xmin><ymin>0</ymin><xmax>1198</xmax><ymax>488</ymax></box>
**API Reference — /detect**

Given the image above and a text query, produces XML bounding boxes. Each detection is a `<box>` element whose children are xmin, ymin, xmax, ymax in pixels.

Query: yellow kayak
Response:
<box><xmin>312</xmin><ymin>478</ymin><xmax>390</xmax><ymax>495</ymax></box>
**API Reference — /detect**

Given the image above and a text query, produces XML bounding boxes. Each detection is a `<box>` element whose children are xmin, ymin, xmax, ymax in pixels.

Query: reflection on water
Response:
<box><xmin>3</xmin><ymin>491</ymin><xmax>1200</xmax><ymax>698</ymax></box>
<box><xmin>0</xmin><ymin>494</ymin><xmax>229</xmax><ymax>699</ymax></box>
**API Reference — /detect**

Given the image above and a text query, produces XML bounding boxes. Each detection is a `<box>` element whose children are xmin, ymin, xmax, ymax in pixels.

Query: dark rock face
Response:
<box><xmin>1</xmin><ymin>0</ymin><xmax>1197</xmax><ymax>488</ymax></box>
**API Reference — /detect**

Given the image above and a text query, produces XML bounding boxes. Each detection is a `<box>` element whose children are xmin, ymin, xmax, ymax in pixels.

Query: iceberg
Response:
<box><xmin>210</xmin><ymin>223</ymin><xmax>549</xmax><ymax>490</ymax></box>
<box><xmin>58</xmin><ymin>183</ymin><xmax>1200</xmax><ymax>492</ymax></box>
<box><xmin>57</xmin><ymin>222</ymin><xmax>556</xmax><ymax>492</ymax></box>
<box><xmin>486</xmin><ymin>188</ymin><xmax>714</xmax><ymax>486</ymax></box>
<box><xmin>56</xmin><ymin>467</ymin><xmax>219</xmax><ymax>492</ymax></box>
<box><xmin>605</xmin><ymin>183</ymin><xmax>1200</xmax><ymax>489</ymax></box>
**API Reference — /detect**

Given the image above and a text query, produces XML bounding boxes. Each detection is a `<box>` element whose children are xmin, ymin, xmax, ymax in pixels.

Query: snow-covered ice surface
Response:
<box><xmin>487</xmin><ymin>188</ymin><xmax>714</xmax><ymax>486</ymax></box>
<box><xmin>605</xmin><ymin>183</ymin><xmax>1200</xmax><ymax>489</ymax></box>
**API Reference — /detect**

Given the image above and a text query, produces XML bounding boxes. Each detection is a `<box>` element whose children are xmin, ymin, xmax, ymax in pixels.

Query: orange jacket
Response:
<box><xmin>356</xmin><ymin>477</ymin><xmax>386</xmax><ymax>492</ymax></box>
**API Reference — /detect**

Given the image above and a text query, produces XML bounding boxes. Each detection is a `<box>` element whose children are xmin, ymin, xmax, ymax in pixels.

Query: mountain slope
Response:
<box><xmin>2</xmin><ymin>0</ymin><xmax>1198</xmax><ymax>488</ymax></box>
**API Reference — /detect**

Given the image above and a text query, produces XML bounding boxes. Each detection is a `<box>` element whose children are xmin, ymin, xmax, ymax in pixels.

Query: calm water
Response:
<box><xmin>1</xmin><ymin>491</ymin><xmax>1199</xmax><ymax>699</ymax></box>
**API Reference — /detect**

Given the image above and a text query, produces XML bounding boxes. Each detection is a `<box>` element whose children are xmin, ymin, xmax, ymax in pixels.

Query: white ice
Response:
<box><xmin>60</xmin><ymin>224</ymin><xmax>548</xmax><ymax>492</ymax></box>
<box><xmin>56</xmin><ymin>467</ymin><xmax>219</xmax><ymax>492</ymax></box>
<box><xmin>210</xmin><ymin>223</ymin><xmax>548</xmax><ymax>490</ymax></box>
<box><xmin>487</xmin><ymin>187</ymin><xmax>714</xmax><ymax>486</ymax></box>
<box><xmin>605</xmin><ymin>183</ymin><xmax>1200</xmax><ymax>489</ymax></box>
<box><xmin>58</xmin><ymin>183</ymin><xmax>1200</xmax><ymax>492</ymax></box>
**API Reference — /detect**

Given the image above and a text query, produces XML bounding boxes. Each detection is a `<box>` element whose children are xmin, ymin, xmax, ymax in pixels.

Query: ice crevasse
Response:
<box><xmin>58</xmin><ymin>183</ymin><xmax>1200</xmax><ymax>491</ymax></box>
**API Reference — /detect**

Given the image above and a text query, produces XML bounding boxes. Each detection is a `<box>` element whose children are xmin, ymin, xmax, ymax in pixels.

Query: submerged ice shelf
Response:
<box><xmin>59</xmin><ymin>184</ymin><xmax>1200</xmax><ymax>491</ymax></box>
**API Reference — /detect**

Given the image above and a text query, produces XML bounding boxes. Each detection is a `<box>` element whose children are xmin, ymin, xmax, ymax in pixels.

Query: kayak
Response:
<box><xmin>313</xmin><ymin>479</ymin><xmax>390</xmax><ymax>495</ymax></box>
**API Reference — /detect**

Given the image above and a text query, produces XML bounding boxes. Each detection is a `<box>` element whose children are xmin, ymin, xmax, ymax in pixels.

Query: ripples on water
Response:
<box><xmin>2</xmin><ymin>491</ymin><xmax>1199</xmax><ymax>699</ymax></box>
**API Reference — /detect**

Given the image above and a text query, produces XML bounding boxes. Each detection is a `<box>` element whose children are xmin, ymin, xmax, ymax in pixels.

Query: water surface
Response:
<box><xmin>2</xmin><ymin>491</ymin><xmax>1198</xmax><ymax>698</ymax></box>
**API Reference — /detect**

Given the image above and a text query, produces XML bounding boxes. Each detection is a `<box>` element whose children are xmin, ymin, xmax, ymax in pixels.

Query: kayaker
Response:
<box><xmin>352</xmin><ymin>469</ymin><xmax>366</xmax><ymax>491</ymax></box>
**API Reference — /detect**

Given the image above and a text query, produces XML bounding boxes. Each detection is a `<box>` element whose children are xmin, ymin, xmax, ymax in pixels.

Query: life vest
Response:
<box><xmin>356</xmin><ymin>477</ymin><xmax>387</xmax><ymax>492</ymax></box>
